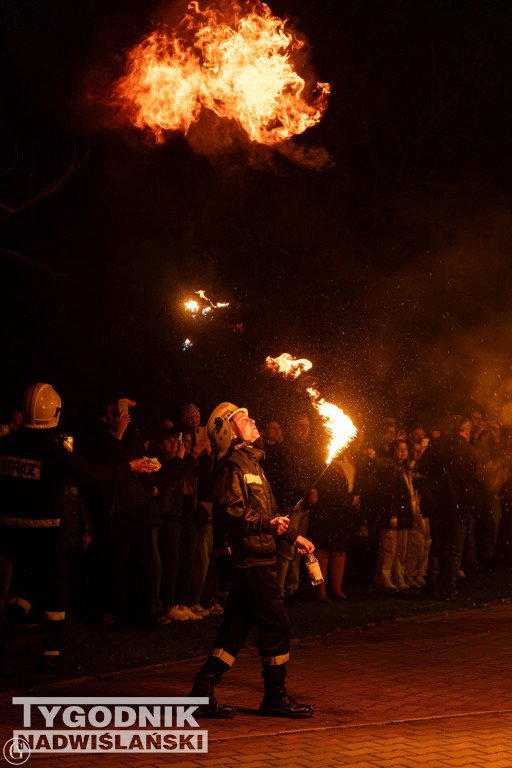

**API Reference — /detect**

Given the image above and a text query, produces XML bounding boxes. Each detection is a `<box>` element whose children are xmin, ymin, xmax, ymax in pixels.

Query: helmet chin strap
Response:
<box><xmin>230</xmin><ymin>420</ymin><xmax>242</xmax><ymax>445</ymax></box>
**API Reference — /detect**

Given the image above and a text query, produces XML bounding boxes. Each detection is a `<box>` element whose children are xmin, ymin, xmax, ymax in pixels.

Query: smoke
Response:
<box><xmin>360</xmin><ymin>202</ymin><xmax>512</xmax><ymax>427</ymax></box>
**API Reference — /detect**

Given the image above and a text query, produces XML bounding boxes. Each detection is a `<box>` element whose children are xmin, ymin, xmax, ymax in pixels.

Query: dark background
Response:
<box><xmin>1</xmin><ymin>0</ymin><xmax>512</xmax><ymax>437</ymax></box>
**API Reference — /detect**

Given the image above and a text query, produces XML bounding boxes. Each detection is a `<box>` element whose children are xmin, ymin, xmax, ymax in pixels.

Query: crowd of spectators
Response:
<box><xmin>2</xmin><ymin>393</ymin><xmax>512</xmax><ymax>642</ymax></box>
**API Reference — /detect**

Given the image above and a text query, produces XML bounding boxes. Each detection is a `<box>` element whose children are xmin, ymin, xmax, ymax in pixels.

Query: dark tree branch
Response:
<box><xmin>0</xmin><ymin>139</ymin><xmax>89</xmax><ymax>275</ymax></box>
<box><xmin>0</xmin><ymin>247</ymin><xmax>70</xmax><ymax>277</ymax></box>
<box><xmin>0</xmin><ymin>140</ymin><xmax>89</xmax><ymax>223</ymax></box>
<box><xmin>0</xmin><ymin>146</ymin><xmax>19</xmax><ymax>179</ymax></box>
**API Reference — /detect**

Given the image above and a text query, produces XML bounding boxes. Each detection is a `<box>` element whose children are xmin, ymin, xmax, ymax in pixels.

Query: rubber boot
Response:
<box><xmin>37</xmin><ymin>619</ymin><xmax>69</xmax><ymax>673</ymax></box>
<box><xmin>189</xmin><ymin>656</ymin><xmax>236</xmax><ymax>719</ymax></box>
<box><xmin>259</xmin><ymin>664</ymin><xmax>313</xmax><ymax>718</ymax></box>
<box><xmin>0</xmin><ymin>602</ymin><xmax>31</xmax><ymax>675</ymax></box>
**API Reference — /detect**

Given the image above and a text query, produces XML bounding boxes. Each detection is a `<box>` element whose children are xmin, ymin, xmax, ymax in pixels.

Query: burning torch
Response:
<box><xmin>265</xmin><ymin>353</ymin><xmax>358</xmax><ymax>513</ymax></box>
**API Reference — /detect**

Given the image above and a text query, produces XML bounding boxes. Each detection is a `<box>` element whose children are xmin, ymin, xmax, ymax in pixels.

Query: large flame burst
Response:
<box><xmin>265</xmin><ymin>353</ymin><xmax>357</xmax><ymax>463</ymax></box>
<box><xmin>111</xmin><ymin>1</ymin><xmax>330</xmax><ymax>147</ymax></box>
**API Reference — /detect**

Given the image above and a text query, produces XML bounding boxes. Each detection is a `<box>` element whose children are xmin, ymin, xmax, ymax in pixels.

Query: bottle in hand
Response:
<box><xmin>305</xmin><ymin>554</ymin><xmax>324</xmax><ymax>586</ymax></box>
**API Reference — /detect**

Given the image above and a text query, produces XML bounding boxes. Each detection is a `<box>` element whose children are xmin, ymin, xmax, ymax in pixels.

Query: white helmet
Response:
<box><xmin>21</xmin><ymin>383</ymin><xmax>62</xmax><ymax>429</ymax></box>
<box><xmin>207</xmin><ymin>402</ymin><xmax>248</xmax><ymax>457</ymax></box>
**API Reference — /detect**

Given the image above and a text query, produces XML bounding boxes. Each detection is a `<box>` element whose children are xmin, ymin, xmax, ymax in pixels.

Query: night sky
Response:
<box><xmin>2</xmin><ymin>0</ymin><xmax>512</xmax><ymax>437</ymax></box>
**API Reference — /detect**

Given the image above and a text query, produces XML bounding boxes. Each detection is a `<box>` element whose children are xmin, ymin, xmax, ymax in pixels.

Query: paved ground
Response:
<box><xmin>1</xmin><ymin>603</ymin><xmax>512</xmax><ymax>767</ymax></box>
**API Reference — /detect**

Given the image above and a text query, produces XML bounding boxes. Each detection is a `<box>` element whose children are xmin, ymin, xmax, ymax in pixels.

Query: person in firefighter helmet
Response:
<box><xmin>207</xmin><ymin>401</ymin><xmax>251</xmax><ymax>457</ymax></box>
<box><xmin>21</xmin><ymin>382</ymin><xmax>62</xmax><ymax>429</ymax></box>
<box><xmin>0</xmin><ymin>383</ymin><xmax>154</xmax><ymax>673</ymax></box>
<box><xmin>190</xmin><ymin>401</ymin><xmax>315</xmax><ymax>719</ymax></box>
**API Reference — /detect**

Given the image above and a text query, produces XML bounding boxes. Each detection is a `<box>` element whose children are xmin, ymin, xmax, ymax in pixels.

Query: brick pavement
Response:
<box><xmin>1</xmin><ymin>604</ymin><xmax>512</xmax><ymax>767</ymax></box>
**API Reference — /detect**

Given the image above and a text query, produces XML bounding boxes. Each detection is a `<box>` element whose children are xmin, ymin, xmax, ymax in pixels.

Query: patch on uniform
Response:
<box><xmin>0</xmin><ymin>456</ymin><xmax>41</xmax><ymax>479</ymax></box>
<box><xmin>244</xmin><ymin>473</ymin><xmax>262</xmax><ymax>485</ymax></box>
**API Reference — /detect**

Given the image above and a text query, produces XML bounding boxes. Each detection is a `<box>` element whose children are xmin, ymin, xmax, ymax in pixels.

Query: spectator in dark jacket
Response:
<box><xmin>416</xmin><ymin>416</ymin><xmax>479</xmax><ymax>600</ymax></box>
<box><xmin>92</xmin><ymin>400</ymin><xmax>161</xmax><ymax>627</ymax></box>
<box><xmin>261</xmin><ymin>420</ymin><xmax>291</xmax><ymax>509</ymax></box>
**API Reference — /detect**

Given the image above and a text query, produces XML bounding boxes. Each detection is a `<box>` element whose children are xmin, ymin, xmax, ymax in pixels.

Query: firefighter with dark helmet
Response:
<box><xmin>0</xmin><ymin>383</ymin><xmax>155</xmax><ymax>671</ymax></box>
<box><xmin>189</xmin><ymin>402</ymin><xmax>315</xmax><ymax>719</ymax></box>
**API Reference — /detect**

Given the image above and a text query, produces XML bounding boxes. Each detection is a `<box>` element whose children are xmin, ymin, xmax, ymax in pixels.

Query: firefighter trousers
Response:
<box><xmin>1</xmin><ymin>525</ymin><xmax>67</xmax><ymax>618</ymax></box>
<box><xmin>211</xmin><ymin>564</ymin><xmax>291</xmax><ymax>667</ymax></box>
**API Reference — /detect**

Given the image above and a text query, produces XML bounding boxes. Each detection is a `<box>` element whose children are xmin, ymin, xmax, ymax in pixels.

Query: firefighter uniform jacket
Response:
<box><xmin>213</xmin><ymin>443</ymin><xmax>298</xmax><ymax>567</ymax></box>
<box><xmin>0</xmin><ymin>427</ymin><xmax>132</xmax><ymax>528</ymax></box>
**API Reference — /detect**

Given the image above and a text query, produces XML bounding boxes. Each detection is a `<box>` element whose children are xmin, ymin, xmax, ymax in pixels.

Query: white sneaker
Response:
<box><xmin>166</xmin><ymin>606</ymin><xmax>189</xmax><ymax>621</ymax></box>
<box><xmin>180</xmin><ymin>606</ymin><xmax>202</xmax><ymax>620</ymax></box>
<box><xmin>208</xmin><ymin>603</ymin><xmax>224</xmax><ymax>615</ymax></box>
<box><xmin>190</xmin><ymin>604</ymin><xmax>210</xmax><ymax>616</ymax></box>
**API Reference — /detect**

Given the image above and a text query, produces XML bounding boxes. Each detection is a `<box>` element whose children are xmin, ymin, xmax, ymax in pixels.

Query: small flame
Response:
<box><xmin>265</xmin><ymin>353</ymin><xmax>313</xmax><ymax>380</ymax></box>
<box><xmin>196</xmin><ymin>289</ymin><xmax>230</xmax><ymax>309</ymax></box>
<box><xmin>109</xmin><ymin>1</ymin><xmax>330</xmax><ymax>154</ymax></box>
<box><xmin>185</xmin><ymin>300</ymin><xmax>200</xmax><ymax>313</ymax></box>
<box><xmin>306</xmin><ymin>386</ymin><xmax>357</xmax><ymax>464</ymax></box>
<box><xmin>182</xmin><ymin>338</ymin><xmax>194</xmax><ymax>350</ymax></box>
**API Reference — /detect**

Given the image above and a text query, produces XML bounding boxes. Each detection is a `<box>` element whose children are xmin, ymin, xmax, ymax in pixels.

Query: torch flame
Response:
<box><xmin>185</xmin><ymin>300</ymin><xmax>200</xmax><ymax>313</ymax></box>
<box><xmin>264</xmin><ymin>350</ymin><xmax>357</xmax><ymax>462</ymax></box>
<box><xmin>306</xmin><ymin>386</ymin><xmax>358</xmax><ymax>464</ymax></box>
<box><xmin>110</xmin><ymin>1</ymin><xmax>330</xmax><ymax>150</ymax></box>
<box><xmin>265</xmin><ymin>353</ymin><xmax>313</xmax><ymax>380</ymax></box>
